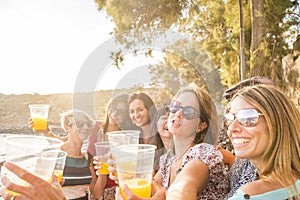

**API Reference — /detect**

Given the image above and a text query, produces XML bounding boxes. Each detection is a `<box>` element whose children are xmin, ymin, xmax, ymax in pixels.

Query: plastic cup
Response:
<box><xmin>49</xmin><ymin>150</ymin><xmax>67</xmax><ymax>181</ymax></box>
<box><xmin>107</xmin><ymin>130</ymin><xmax>140</xmax><ymax>176</ymax></box>
<box><xmin>29</xmin><ymin>104</ymin><xmax>50</xmax><ymax>131</ymax></box>
<box><xmin>106</xmin><ymin>130</ymin><xmax>140</xmax><ymax>153</ymax></box>
<box><xmin>2</xmin><ymin>135</ymin><xmax>63</xmax><ymax>196</ymax></box>
<box><xmin>114</xmin><ymin>144</ymin><xmax>157</xmax><ymax>199</ymax></box>
<box><xmin>94</xmin><ymin>141</ymin><xmax>111</xmax><ymax>175</ymax></box>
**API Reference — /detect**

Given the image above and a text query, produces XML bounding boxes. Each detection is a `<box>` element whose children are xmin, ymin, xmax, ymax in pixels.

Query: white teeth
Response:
<box><xmin>232</xmin><ymin>138</ymin><xmax>250</xmax><ymax>144</ymax></box>
<box><xmin>173</xmin><ymin>120</ymin><xmax>181</xmax><ymax>126</ymax></box>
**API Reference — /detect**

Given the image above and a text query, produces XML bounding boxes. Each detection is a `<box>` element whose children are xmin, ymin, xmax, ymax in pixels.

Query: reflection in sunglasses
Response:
<box><xmin>225</xmin><ymin>109</ymin><xmax>263</xmax><ymax>127</ymax></box>
<box><xmin>168</xmin><ymin>100</ymin><xmax>200</xmax><ymax>120</ymax></box>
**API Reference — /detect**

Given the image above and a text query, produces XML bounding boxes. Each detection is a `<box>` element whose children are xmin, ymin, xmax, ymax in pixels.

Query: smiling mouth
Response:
<box><xmin>232</xmin><ymin>138</ymin><xmax>250</xmax><ymax>145</ymax></box>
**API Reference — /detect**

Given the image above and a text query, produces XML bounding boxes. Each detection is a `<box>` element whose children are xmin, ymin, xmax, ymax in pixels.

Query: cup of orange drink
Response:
<box><xmin>94</xmin><ymin>141</ymin><xmax>111</xmax><ymax>175</ymax></box>
<box><xmin>29</xmin><ymin>104</ymin><xmax>50</xmax><ymax>131</ymax></box>
<box><xmin>107</xmin><ymin>130</ymin><xmax>140</xmax><ymax>176</ymax></box>
<box><xmin>1</xmin><ymin>135</ymin><xmax>63</xmax><ymax>196</ymax></box>
<box><xmin>114</xmin><ymin>144</ymin><xmax>157</xmax><ymax>199</ymax></box>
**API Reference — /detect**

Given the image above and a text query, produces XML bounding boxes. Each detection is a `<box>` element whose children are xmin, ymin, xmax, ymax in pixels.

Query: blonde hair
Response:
<box><xmin>234</xmin><ymin>85</ymin><xmax>300</xmax><ymax>197</ymax></box>
<box><xmin>60</xmin><ymin>109</ymin><xmax>95</xmax><ymax>131</ymax></box>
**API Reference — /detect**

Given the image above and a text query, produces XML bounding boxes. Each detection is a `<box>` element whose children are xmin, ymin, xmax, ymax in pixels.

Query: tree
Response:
<box><xmin>94</xmin><ymin>0</ymin><xmax>300</xmax><ymax>92</ymax></box>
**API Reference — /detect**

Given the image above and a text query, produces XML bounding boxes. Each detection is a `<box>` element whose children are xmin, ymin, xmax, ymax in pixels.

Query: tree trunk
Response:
<box><xmin>250</xmin><ymin>0</ymin><xmax>265</xmax><ymax>73</ymax></box>
<box><xmin>239</xmin><ymin>0</ymin><xmax>246</xmax><ymax>80</ymax></box>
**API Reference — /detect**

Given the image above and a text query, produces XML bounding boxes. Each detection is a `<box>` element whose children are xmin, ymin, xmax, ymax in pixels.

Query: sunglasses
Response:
<box><xmin>76</xmin><ymin>121</ymin><xmax>93</xmax><ymax>128</ymax></box>
<box><xmin>111</xmin><ymin>108</ymin><xmax>127</xmax><ymax>116</ymax></box>
<box><xmin>225</xmin><ymin>108</ymin><xmax>263</xmax><ymax>127</ymax></box>
<box><xmin>168</xmin><ymin>100</ymin><xmax>200</xmax><ymax>120</ymax></box>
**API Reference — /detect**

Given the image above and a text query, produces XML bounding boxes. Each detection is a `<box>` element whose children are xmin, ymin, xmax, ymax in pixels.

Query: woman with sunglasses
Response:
<box><xmin>57</xmin><ymin>109</ymin><xmax>96</xmax><ymax>200</ymax></box>
<box><xmin>88</xmin><ymin>93</ymin><xmax>138</xmax><ymax>200</ymax></box>
<box><xmin>225</xmin><ymin>85</ymin><xmax>300</xmax><ymax>199</ymax></box>
<box><xmin>117</xmin><ymin>85</ymin><xmax>228</xmax><ymax>199</ymax></box>
<box><xmin>221</xmin><ymin>76</ymin><xmax>275</xmax><ymax>199</ymax></box>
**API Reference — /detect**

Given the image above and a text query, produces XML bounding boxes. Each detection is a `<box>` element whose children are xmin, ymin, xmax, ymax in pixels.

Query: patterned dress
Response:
<box><xmin>160</xmin><ymin>143</ymin><xmax>229</xmax><ymax>200</ymax></box>
<box><xmin>225</xmin><ymin>158</ymin><xmax>258</xmax><ymax>199</ymax></box>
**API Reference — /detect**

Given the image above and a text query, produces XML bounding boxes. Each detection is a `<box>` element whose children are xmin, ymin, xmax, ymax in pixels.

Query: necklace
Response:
<box><xmin>173</xmin><ymin>143</ymin><xmax>194</xmax><ymax>174</ymax></box>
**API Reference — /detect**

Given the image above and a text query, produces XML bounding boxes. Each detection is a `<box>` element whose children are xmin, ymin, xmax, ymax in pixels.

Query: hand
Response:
<box><xmin>92</xmin><ymin>156</ymin><xmax>103</xmax><ymax>176</ymax></box>
<box><xmin>0</xmin><ymin>162</ymin><xmax>66</xmax><ymax>200</ymax></box>
<box><xmin>28</xmin><ymin>118</ymin><xmax>49</xmax><ymax>135</ymax></box>
<box><xmin>116</xmin><ymin>184</ymin><xmax>142</xmax><ymax>200</ymax></box>
<box><xmin>115</xmin><ymin>184</ymin><xmax>166</xmax><ymax>200</ymax></box>
<box><xmin>107</xmin><ymin>154</ymin><xmax>118</xmax><ymax>184</ymax></box>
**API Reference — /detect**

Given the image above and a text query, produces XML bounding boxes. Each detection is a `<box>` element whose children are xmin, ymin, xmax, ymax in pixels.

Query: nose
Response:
<box><xmin>174</xmin><ymin>108</ymin><xmax>183</xmax><ymax>118</ymax></box>
<box><xmin>111</xmin><ymin>111</ymin><xmax>117</xmax><ymax>118</ymax></box>
<box><xmin>226</xmin><ymin>118</ymin><xmax>242</xmax><ymax>137</ymax></box>
<box><xmin>81</xmin><ymin>123</ymin><xmax>89</xmax><ymax>129</ymax></box>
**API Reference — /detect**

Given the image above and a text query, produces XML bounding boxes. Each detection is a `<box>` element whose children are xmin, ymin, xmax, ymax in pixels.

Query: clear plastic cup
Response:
<box><xmin>2</xmin><ymin>135</ymin><xmax>63</xmax><ymax>196</ymax></box>
<box><xmin>94</xmin><ymin>141</ymin><xmax>111</xmax><ymax>175</ymax></box>
<box><xmin>114</xmin><ymin>144</ymin><xmax>157</xmax><ymax>199</ymax></box>
<box><xmin>29</xmin><ymin>104</ymin><xmax>50</xmax><ymax>131</ymax></box>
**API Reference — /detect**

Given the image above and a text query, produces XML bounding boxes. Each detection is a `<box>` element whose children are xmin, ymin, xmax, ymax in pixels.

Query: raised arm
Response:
<box><xmin>166</xmin><ymin>160</ymin><xmax>209</xmax><ymax>200</ymax></box>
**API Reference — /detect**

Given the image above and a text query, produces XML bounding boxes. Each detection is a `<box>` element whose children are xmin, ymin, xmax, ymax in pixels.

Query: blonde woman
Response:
<box><xmin>226</xmin><ymin>85</ymin><xmax>300</xmax><ymax>199</ymax></box>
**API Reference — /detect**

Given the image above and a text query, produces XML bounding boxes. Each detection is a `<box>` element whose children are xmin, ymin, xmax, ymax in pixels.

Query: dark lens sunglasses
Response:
<box><xmin>112</xmin><ymin>109</ymin><xmax>127</xmax><ymax>116</ymax></box>
<box><xmin>225</xmin><ymin>108</ymin><xmax>263</xmax><ymax>127</ymax></box>
<box><xmin>76</xmin><ymin>121</ymin><xmax>92</xmax><ymax>128</ymax></box>
<box><xmin>168</xmin><ymin>100</ymin><xmax>200</xmax><ymax>120</ymax></box>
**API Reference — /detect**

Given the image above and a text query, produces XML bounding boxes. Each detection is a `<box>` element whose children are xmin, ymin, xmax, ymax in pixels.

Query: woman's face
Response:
<box><xmin>129</xmin><ymin>99</ymin><xmax>149</xmax><ymax>127</ymax></box>
<box><xmin>167</xmin><ymin>91</ymin><xmax>200</xmax><ymax>140</ymax></box>
<box><xmin>226</xmin><ymin>96</ymin><xmax>269</xmax><ymax>162</ymax></box>
<box><xmin>109</xmin><ymin>102</ymin><xmax>127</xmax><ymax>127</ymax></box>
<box><xmin>73</xmin><ymin>117</ymin><xmax>93</xmax><ymax>142</ymax></box>
<box><xmin>157</xmin><ymin>114</ymin><xmax>171</xmax><ymax>140</ymax></box>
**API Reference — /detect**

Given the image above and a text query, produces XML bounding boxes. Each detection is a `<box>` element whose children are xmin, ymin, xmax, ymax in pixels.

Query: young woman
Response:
<box><xmin>226</xmin><ymin>85</ymin><xmax>300</xmax><ymax>199</ymax></box>
<box><xmin>88</xmin><ymin>94</ymin><xmax>137</xmax><ymax>200</ymax></box>
<box><xmin>128</xmin><ymin>92</ymin><xmax>165</xmax><ymax>172</ymax></box>
<box><xmin>149</xmin><ymin>107</ymin><xmax>172</xmax><ymax>172</ymax></box>
<box><xmin>117</xmin><ymin>85</ymin><xmax>228</xmax><ymax>199</ymax></box>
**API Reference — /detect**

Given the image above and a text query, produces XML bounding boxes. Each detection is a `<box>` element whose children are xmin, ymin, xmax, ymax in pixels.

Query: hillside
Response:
<box><xmin>0</xmin><ymin>90</ymin><xmax>117</xmax><ymax>133</ymax></box>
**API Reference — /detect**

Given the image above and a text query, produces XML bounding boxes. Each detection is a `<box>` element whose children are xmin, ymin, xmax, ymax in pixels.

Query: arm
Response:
<box><xmin>28</xmin><ymin>118</ymin><xmax>69</xmax><ymax>142</ymax></box>
<box><xmin>0</xmin><ymin>162</ymin><xmax>66</xmax><ymax>200</ymax></box>
<box><xmin>89</xmin><ymin>156</ymin><xmax>107</xmax><ymax>199</ymax></box>
<box><xmin>215</xmin><ymin>145</ymin><xmax>236</xmax><ymax>169</ymax></box>
<box><xmin>166</xmin><ymin>160</ymin><xmax>209</xmax><ymax>200</ymax></box>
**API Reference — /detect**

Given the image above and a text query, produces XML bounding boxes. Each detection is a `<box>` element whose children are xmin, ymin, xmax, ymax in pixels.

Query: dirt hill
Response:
<box><xmin>0</xmin><ymin>90</ymin><xmax>117</xmax><ymax>134</ymax></box>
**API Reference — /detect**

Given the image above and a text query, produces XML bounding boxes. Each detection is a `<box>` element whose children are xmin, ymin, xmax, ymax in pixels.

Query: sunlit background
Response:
<box><xmin>0</xmin><ymin>0</ymin><xmax>119</xmax><ymax>95</ymax></box>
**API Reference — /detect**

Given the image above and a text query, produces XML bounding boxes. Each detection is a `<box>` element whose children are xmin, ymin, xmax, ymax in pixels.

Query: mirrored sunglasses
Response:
<box><xmin>76</xmin><ymin>121</ymin><xmax>92</xmax><ymax>128</ymax></box>
<box><xmin>168</xmin><ymin>100</ymin><xmax>200</xmax><ymax>120</ymax></box>
<box><xmin>225</xmin><ymin>108</ymin><xmax>263</xmax><ymax>127</ymax></box>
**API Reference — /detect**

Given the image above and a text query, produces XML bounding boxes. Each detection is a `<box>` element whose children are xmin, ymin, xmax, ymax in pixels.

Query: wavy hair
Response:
<box><xmin>233</xmin><ymin>85</ymin><xmax>300</xmax><ymax>197</ymax></box>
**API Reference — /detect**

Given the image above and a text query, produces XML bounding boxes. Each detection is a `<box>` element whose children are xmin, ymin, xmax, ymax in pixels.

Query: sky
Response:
<box><xmin>0</xmin><ymin>0</ymin><xmax>130</xmax><ymax>95</ymax></box>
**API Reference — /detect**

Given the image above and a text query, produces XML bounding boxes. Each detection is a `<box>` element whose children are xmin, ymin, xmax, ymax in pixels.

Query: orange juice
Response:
<box><xmin>6</xmin><ymin>189</ymin><xmax>21</xmax><ymax>196</ymax></box>
<box><xmin>120</xmin><ymin>178</ymin><xmax>151</xmax><ymax>199</ymax></box>
<box><xmin>6</xmin><ymin>179</ymin><xmax>29</xmax><ymax>196</ymax></box>
<box><xmin>98</xmin><ymin>162</ymin><xmax>109</xmax><ymax>175</ymax></box>
<box><xmin>54</xmin><ymin>169</ymin><xmax>63</xmax><ymax>181</ymax></box>
<box><xmin>32</xmin><ymin>117</ymin><xmax>48</xmax><ymax>131</ymax></box>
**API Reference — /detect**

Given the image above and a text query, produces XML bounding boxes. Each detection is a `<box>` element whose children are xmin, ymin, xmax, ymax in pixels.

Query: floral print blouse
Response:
<box><xmin>159</xmin><ymin>143</ymin><xmax>229</xmax><ymax>200</ymax></box>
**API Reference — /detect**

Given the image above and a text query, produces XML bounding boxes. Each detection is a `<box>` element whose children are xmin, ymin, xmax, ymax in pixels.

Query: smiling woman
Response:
<box><xmin>226</xmin><ymin>85</ymin><xmax>300</xmax><ymax>199</ymax></box>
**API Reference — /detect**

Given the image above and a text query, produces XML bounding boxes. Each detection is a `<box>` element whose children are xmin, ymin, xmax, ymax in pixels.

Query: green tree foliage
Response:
<box><xmin>95</xmin><ymin>0</ymin><xmax>300</xmax><ymax>92</ymax></box>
